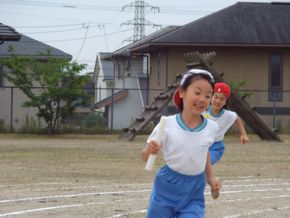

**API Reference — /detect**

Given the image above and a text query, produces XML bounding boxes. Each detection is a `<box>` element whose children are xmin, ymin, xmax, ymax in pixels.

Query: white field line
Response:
<box><xmin>223</xmin><ymin>206</ymin><xmax>290</xmax><ymax>218</ymax></box>
<box><xmin>206</xmin><ymin>194</ymin><xmax>290</xmax><ymax>205</ymax></box>
<box><xmin>109</xmin><ymin>209</ymin><xmax>147</xmax><ymax>218</ymax></box>
<box><xmin>0</xmin><ymin>177</ymin><xmax>287</xmax><ymax>189</ymax></box>
<box><xmin>1</xmin><ymin>185</ymin><xmax>290</xmax><ymax>204</ymax></box>
<box><xmin>220</xmin><ymin>182</ymin><xmax>290</xmax><ymax>188</ymax></box>
<box><xmin>0</xmin><ymin>180</ymin><xmax>139</xmax><ymax>189</ymax></box>
<box><xmin>2</xmin><ymin>181</ymin><xmax>289</xmax><ymax>194</ymax></box>
<box><xmin>1</xmin><ymin>193</ymin><xmax>290</xmax><ymax>217</ymax></box>
<box><xmin>0</xmin><ymin>180</ymin><xmax>144</xmax><ymax>188</ymax></box>
<box><xmin>1</xmin><ymin>183</ymin><xmax>151</xmax><ymax>193</ymax></box>
<box><xmin>0</xmin><ymin>182</ymin><xmax>72</xmax><ymax>188</ymax></box>
<box><xmin>222</xmin><ymin>178</ymin><xmax>287</xmax><ymax>183</ymax></box>
<box><xmin>109</xmin><ymin>195</ymin><xmax>290</xmax><ymax>218</ymax></box>
<box><xmin>0</xmin><ymin>197</ymin><xmax>148</xmax><ymax>217</ymax></box>
<box><xmin>0</xmin><ymin>189</ymin><xmax>150</xmax><ymax>203</ymax></box>
<box><xmin>204</xmin><ymin>187</ymin><xmax>290</xmax><ymax>196</ymax></box>
<box><xmin>0</xmin><ymin>203</ymin><xmax>104</xmax><ymax>217</ymax></box>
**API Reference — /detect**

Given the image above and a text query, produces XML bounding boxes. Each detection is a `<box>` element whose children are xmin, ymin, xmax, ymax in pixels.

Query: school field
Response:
<box><xmin>0</xmin><ymin>133</ymin><xmax>289</xmax><ymax>218</ymax></box>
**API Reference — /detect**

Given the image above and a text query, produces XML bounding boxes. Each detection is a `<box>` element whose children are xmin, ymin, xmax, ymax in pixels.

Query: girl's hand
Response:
<box><xmin>240</xmin><ymin>134</ymin><xmax>249</xmax><ymax>144</ymax></box>
<box><xmin>147</xmin><ymin>140</ymin><xmax>162</xmax><ymax>154</ymax></box>
<box><xmin>208</xmin><ymin>177</ymin><xmax>221</xmax><ymax>192</ymax></box>
<box><xmin>208</xmin><ymin>177</ymin><xmax>222</xmax><ymax>199</ymax></box>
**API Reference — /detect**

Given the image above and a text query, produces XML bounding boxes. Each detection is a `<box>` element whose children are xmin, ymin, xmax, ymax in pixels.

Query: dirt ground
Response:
<box><xmin>0</xmin><ymin>133</ymin><xmax>289</xmax><ymax>218</ymax></box>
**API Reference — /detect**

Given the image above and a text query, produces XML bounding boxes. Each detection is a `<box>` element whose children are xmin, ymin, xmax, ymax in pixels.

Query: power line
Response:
<box><xmin>0</xmin><ymin>1</ymin><xmax>214</xmax><ymax>15</ymax></box>
<box><xmin>21</xmin><ymin>24</ymin><xmax>107</xmax><ymax>34</ymax></box>
<box><xmin>0</xmin><ymin>0</ymin><xmax>127</xmax><ymax>11</ymax></box>
<box><xmin>19</xmin><ymin>28</ymin><xmax>133</xmax><ymax>43</ymax></box>
<box><xmin>75</xmin><ymin>24</ymin><xmax>89</xmax><ymax>61</ymax></box>
<box><xmin>12</xmin><ymin>22</ymin><xmax>119</xmax><ymax>29</ymax></box>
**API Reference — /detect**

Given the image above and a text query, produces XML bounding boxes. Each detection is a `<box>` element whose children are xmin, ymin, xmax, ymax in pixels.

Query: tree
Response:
<box><xmin>0</xmin><ymin>48</ymin><xmax>91</xmax><ymax>134</ymax></box>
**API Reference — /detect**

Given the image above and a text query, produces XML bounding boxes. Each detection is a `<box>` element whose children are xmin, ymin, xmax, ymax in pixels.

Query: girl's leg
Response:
<box><xmin>176</xmin><ymin>175</ymin><xmax>206</xmax><ymax>218</ymax></box>
<box><xmin>147</xmin><ymin>166</ymin><xmax>205</xmax><ymax>218</ymax></box>
<box><xmin>147</xmin><ymin>203</ymin><xmax>175</xmax><ymax>218</ymax></box>
<box><xmin>147</xmin><ymin>166</ymin><xmax>176</xmax><ymax>218</ymax></box>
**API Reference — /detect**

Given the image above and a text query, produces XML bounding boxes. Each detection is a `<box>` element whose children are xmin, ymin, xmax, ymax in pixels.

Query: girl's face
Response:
<box><xmin>211</xmin><ymin>92</ymin><xmax>227</xmax><ymax>110</ymax></box>
<box><xmin>179</xmin><ymin>78</ymin><xmax>213</xmax><ymax>116</ymax></box>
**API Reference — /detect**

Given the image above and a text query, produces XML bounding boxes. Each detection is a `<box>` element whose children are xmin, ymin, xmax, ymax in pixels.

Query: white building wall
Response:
<box><xmin>0</xmin><ymin>78</ymin><xmax>42</xmax><ymax>130</ymax></box>
<box><xmin>107</xmin><ymin>57</ymin><xmax>145</xmax><ymax>129</ymax></box>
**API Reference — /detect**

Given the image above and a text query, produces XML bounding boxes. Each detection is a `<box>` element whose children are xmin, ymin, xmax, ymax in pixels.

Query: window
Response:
<box><xmin>117</xmin><ymin>62</ymin><xmax>125</xmax><ymax>80</ymax></box>
<box><xmin>117</xmin><ymin>63</ymin><xmax>121</xmax><ymax>80</ymax></box>
<box><xmin>157</xmin><ymin>53</ymin><xmax>161</xmax><ymax>85</ymax></box>
<box><xmin>0</xmin><ymin>65</ymin><xmax>3</xmax><ymax>87</ymax></box>
<box><xmin>269</xmin><ymin>53</ymin><xmax>283</xmax><ymax>101</ymax></box>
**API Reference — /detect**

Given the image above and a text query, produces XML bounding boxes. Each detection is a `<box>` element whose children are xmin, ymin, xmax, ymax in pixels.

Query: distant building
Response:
<box><xmin>0</xmin><ymin>26</ymin><xmax>72</xmax><ymax>130</ymax></box>
<box><xmin>112</xmin><ymin>2</ymin><xmax>290</xmax><ymax>131</ymax></box>
<box><xmin>92</xmin><ymin>52</ymin><xmax>145</xmax><ymax>129</ymax></box>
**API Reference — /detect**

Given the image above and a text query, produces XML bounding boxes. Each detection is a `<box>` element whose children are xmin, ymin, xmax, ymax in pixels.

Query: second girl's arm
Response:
<box><xmin>235</xmin><ymin>116</ymin><xmax>249</xmax><ymax>144</ymax></box>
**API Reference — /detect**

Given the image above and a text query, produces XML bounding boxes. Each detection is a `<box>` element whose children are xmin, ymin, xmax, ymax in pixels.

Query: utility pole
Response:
<box><xmin>122</xmin><ymin>0</ymin><xmax>161</xmax><ymax>42</ymax></box>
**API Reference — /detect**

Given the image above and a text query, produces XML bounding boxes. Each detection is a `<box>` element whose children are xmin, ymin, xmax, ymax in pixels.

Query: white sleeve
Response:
<box><xmin>146</xmin><ymin>124</ymin><xmax>158</xmax><ymax>145</ymax></box>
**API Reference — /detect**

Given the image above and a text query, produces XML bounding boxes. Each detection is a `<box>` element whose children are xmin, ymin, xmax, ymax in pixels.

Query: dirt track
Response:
<box><xmin>0</xmin><ymin>134</ymin><xmax>289</xmax><ymax>217</ymax></box>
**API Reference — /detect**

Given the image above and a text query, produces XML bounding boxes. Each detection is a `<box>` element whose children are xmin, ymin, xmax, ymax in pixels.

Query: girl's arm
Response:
<box><xmin>141</xmin><ymin>140</ymin><xmax>161</xmax><ymax>162</ymax></box>
<box><xmin>235</xmin><ymin>116</ymin><xmax>249</xmax><ymax>144</ymax></box>
<box><xmin>205</xmin><ymin>153</ymin><xmax>221</xmax><ymax>192</ymax></box>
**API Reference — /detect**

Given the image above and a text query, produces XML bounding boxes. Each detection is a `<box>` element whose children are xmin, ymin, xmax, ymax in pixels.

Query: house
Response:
<box><xmin>92</xmin><ymin>51</ymin><xmax>145</xmax><ymax>130</ymax></box>
<box><xmin>92</xmin><ymin>26</ymin><xmax>179</xmax><ymax>130</ymax></box>
<box><xmin>0</xmin><ymin>29</ymin><xmax>72</xmax><ymax>130</ymax></box>
<box><xmin>116</xmin><ymin>2</ymin><xmax>290</xmax><ymax>132</ymax></box>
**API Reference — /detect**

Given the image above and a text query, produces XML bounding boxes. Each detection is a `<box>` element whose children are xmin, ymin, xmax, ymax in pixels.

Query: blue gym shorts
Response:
<box><xmin>147</xmin><ymin>165</ymin><xmax>206</xmax><ymax>218</ymax></box>
<box><xmin>209</xmin><ymin>141</ymin><xmax>225</xmax><ymax>165</ymax></box>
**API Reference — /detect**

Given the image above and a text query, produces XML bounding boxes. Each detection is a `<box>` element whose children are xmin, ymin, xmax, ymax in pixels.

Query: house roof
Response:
<box><xmin>99</xmin><ymin>52</ymin><xmax>114</xmax><ymax>81</ymax></box>
<box><xmin>0</xmin><ymin>34</ymin><xmax>72</xmax><ymax>59</ymax></box>
<box><xmin>91</xmin><ymin>89</ymin><xmax>128</xmax><ymax>110</ymax></box>
<box><xmin>0</xmin><ymin>23</ymin><xmax>21</xmax><ymax>41</ymax></box>
<box><xmin>112</xmin><ymin>26</ymin><xmax>179</xmax><ymax>57</ymax></box>
<box><xmin>130</xmin><ymin>2</ymin><xmax>290</xmax><ymax>52</ymax></box>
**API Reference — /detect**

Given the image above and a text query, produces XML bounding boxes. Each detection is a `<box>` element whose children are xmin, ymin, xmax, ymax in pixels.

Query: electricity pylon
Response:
<box><xmin>122</xmin><ymin>0</ymin><xmax>161</xmax><ymax>42</ymax></box>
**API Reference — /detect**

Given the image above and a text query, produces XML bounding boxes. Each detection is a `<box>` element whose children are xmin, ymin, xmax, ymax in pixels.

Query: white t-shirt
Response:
<box><xmin>147</xmin><ymin>114</ymin><xmax>219</xmax><ymax>176</ymax></box>
<box><xmin>202</xmin><ymin>107</ymin><xmax>237</xmax><ymax>141</ymax></box>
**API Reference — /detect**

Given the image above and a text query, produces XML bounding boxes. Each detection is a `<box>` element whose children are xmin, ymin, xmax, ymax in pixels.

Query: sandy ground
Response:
<box><xmin>0</xmin><ymin>133</ymin><xmax>289</xmax><ymax>218</ymax></box>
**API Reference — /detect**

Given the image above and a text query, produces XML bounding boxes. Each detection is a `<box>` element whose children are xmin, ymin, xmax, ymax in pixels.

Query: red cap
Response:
<box><xmin>173</xmin><ymin>88</ymin><xmax>182</xmax><ymax>109</ymax></box>
<box><xmin>214</xmin><ymin>82</ymin><xmax>231</xmax><ymax>98</ymax></box>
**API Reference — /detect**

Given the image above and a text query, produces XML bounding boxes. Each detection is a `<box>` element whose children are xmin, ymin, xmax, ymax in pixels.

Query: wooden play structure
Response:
<box><xmin>121</xmin><ymin>51</ymin><xmax>281</xmax><ymax>141</ymax></box>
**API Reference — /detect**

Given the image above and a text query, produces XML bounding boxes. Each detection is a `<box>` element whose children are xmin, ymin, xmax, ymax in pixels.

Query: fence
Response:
<box><xmin>0</xmin><ymin>86</ymin><xmax>289</xmax><ymax>133</ymax></box>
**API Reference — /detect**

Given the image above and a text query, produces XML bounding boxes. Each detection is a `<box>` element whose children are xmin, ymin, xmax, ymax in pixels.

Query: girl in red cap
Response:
<box><xmin>203</xmin><ymin>82</ymin><xmax>249</xmax><ymax>197</ymax></box>
<box><xmin>142</xmin><ymin>69</ymin><xmax>221</xmax><ymax>218</ymax></box>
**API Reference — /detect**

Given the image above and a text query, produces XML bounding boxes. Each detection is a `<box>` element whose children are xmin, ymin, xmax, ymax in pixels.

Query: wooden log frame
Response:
<box><xmin>121</xmin><ymin>51</ymin><xmax>281</xmax><ymax>141</ymax></box>
<box><xmin>185</xmin><ymin>51</ymin><xmax>281</xmax><ymax>141</ymax></box>
<box><xmin>120</xmin><ymin>79</ymin><xmax>180</xmax><ymax>141</ymax></box>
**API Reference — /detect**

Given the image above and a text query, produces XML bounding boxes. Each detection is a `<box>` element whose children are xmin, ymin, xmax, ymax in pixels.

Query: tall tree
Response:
<box><xmin>0</xmin><ymin>48</ymin><xmax>91</xmax><ymax>134</ymax></box>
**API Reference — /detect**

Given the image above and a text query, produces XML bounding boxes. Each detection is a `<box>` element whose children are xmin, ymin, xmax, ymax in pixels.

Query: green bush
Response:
<box><xmin>80</xmin><ymin>113</ymin><xmax>106</xmax><ymax>128</ymax></box>
<box><xmin>0</xmin><ymin>120</ymin><xmax>9</xmax><ymax>133</ymax></box>
<box><xmin>228</xmin><ymin>80</ymin><xmax>253</xmax><ymax>99</ymax></box>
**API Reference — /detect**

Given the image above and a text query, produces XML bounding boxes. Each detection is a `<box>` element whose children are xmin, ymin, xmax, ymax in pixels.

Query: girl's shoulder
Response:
<box><xmin>223</xmin><ymin>109</ymin><xmax>238</xmax><ymax>119</ymax></box>
<box><xmin>163</xmin><ymin>114</ymin><xmax>176</xmax><ymax>122</ymax></box>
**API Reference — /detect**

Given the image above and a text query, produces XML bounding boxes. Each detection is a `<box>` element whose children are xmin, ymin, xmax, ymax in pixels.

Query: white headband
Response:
<box><xmin>180</xmin><ymin>69</ymin><xmax>215</xmax><ymax>85</ymax></box>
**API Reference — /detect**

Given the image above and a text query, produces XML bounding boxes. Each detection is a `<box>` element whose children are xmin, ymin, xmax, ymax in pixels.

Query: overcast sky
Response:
<box><xmin>0</xmin><ymin>0</ymin><xmax>284</xmax><ymax>73</ymax></box>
